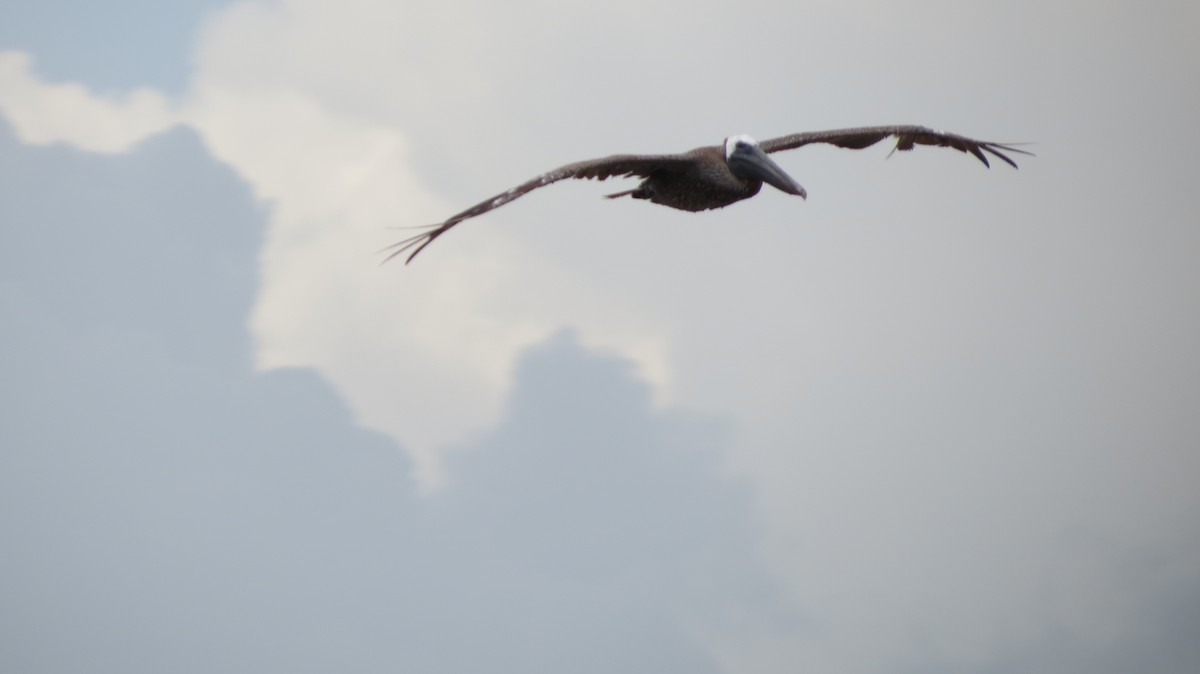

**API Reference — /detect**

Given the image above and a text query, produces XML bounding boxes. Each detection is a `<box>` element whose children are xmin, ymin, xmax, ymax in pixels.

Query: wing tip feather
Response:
<box><xmin>379</xmin><ymin>225</ymin><xmax>446</xmax><ymax>265</ymax></box>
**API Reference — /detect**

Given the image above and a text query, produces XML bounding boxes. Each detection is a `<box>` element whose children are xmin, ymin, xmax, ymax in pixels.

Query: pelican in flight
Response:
<box><xmin>383</xmin><ymin>125</ymin><xmax>1029</xmax><ymax>264</ymax></box>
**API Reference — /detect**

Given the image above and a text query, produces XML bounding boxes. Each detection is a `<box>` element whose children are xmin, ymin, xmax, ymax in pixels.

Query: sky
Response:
<box><xmin>1</xmin><ymin>1</ymin><xmax>1198</xmax><ymax>673</ymax></box>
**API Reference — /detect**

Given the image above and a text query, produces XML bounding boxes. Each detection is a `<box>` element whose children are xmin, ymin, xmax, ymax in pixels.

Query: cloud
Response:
<box><xmin>408</xmin><ymin>329</ymin><xmax>792</xmax><ymax>674</ymax></box>
<box><xmin>0</xmin><ymin>121</ymin><xmax>785</xmax><ymax>673</ymax></box>
<box><xmin>3</xmin><ymin>2</ymin><xmax>1200</xmax><ymax>673</ymax></box>
<box><xmin>178</xmin><ymin>79</ymin><xmax>676</xmax><ymax>482</ymax></box>
<box><xmin>0</xmin><ymin>117</ymin><xmax>398</xmax><ymax>670</ymax></box>
<box><xmin>0</xmin><ymin>51</ymin><xmax>179</xmax><ymax>153</ymax></box>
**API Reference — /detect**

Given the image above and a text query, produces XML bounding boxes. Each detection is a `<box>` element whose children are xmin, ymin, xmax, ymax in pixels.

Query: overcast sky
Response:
<box><xmin>2</xmin><ymin>1</ymin><xmax>1198</xmax><ymax>673</ymax></box>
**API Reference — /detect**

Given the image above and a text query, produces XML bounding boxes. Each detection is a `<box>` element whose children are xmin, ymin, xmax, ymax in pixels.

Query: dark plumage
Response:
<box><xmin>383</xmin><ymin>125</ymin><xmax>1029</xmax><ymax>264</ymax></box>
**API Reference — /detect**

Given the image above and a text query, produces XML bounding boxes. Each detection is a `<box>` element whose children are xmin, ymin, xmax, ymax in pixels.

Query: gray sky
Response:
<box><xmin>2</xmin><ymin>1</ymin><xmax>1198</xmax><ymax>673</ymax></box>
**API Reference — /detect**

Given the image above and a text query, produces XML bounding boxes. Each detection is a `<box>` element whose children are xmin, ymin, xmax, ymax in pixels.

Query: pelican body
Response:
<box><xmin>384</xmin><ymin>125</ymin><xmax>1028</xmax><ymax>263</ymax></box>
<box><xmin>606</xmin><ymin>136</ymin><xmax>807</xmax><ymax>212</ymax></box>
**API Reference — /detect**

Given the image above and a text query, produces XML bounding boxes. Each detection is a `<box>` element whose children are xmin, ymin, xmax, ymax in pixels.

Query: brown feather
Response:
<box><xmin>380</xmin><ymin>153</ymin><xmax>692</xmax><ymax>264</ymax></box>
<box><xmin>384</xmin><ymin>125</ymin><xmax>1031</xmax><ymax>264</ymax></box>
<box><xmin>758</xmin><ymin>125</ymin><xmax>1031</xmax><ymax>169</ymax></box>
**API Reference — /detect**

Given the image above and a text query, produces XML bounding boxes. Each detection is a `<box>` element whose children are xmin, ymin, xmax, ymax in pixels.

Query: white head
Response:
<box><xmin>722</xmin><ymin>134</ymin><xmax>807</xmax><ymax>199</ymax></box>
<box><xmin>724</xmin><ymin>134</ymin><xmax>759</xmax><ymax>160</ymax></box>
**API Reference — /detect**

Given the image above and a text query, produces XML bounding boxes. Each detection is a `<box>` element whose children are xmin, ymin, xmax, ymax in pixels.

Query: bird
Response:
<box><xmin>382</xmin><ymin>125</ymin><xmax>1030</xmax><ymax>264</ymax></box>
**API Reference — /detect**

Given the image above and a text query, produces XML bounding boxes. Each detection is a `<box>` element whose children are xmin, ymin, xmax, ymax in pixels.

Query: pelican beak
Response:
<box><xmin>729</xmin><ymin>144</ymin><xmax>807</xmax><ymax>199</ymax></box>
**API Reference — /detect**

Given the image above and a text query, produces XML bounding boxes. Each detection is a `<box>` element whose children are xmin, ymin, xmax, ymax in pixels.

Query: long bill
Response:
<box><xmin>729</xmin><ymin>144</ymin><xmax>808</xmax><ymax>199</ymax></box>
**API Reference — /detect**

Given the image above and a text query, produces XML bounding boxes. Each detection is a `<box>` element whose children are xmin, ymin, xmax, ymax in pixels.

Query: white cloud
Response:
<box><xmin>0</xmin><ymin>126</ymin><xmax>779</xmax><ymax>671</ymax></box>
<box><xmin>2</xmin><ymin>1</ymin><xmax>1199</xmax><ymax>672</ymax></box>
<box><xmin>0</xmin><ymin>51</ymin><xmax>178</xmax><ymax>153</ymax></box>
<box><xmin>179</xmin><ymin>79</ymin><xmax>673</xmax><ymax>483</ymax></box>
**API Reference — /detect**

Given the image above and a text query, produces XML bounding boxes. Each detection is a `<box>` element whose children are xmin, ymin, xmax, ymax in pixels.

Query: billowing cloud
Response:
<box><xmin>2</xmin><ymin>2</ymin><xmax>1199</xmax><ymax>673</ymax></box>
<box><xmin>0</xmin><ymin>121</ymin><xmax>786</xmax><ymax>673</ymax></box>
<box><xmin>0</xmin><ymin>51</ymin><xmax>179</xmax><ymax>152</ymax></box>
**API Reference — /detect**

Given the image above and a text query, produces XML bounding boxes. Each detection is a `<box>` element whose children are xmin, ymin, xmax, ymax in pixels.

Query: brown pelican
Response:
<box><xmin>383</xmin><ymin>125</ymin><xmax>1029</xmax><ymax>264</ymax></box>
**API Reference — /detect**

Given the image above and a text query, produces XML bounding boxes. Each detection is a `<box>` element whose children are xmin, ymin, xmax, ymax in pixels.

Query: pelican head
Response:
<box><xmin>724</xmin><ymin>134</ymin><xmax>807</xmax><ymax>199</ymax></box>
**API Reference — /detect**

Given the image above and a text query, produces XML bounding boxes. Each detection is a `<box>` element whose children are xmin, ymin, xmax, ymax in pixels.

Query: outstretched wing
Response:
<box><xmin>758</xmin><ymin>125</ymin><xmax>1031</xmax><ymax>169</ymax></box>
<box><xmin>382</xmin><ymin>153</ymin><xmax>691</xmax><ymax>264</ymax></box>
